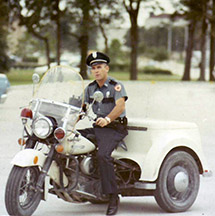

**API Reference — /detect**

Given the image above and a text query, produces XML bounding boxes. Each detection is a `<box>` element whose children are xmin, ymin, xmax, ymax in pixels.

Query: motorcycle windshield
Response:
<box><xmin>32</xmin><ymin>66</ymin><xmax>84</xmax><ymax>129</ymax></box>
<box><xmin>34</xmin><ymin>66</ymin><xmax>84</xmax><ymax>104</ymax></box>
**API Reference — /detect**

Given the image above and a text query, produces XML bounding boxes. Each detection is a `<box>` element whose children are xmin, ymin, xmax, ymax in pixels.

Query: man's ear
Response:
<box><xmin>106</xmin><ymin>64</ymin><xmax>110</xmax><ymax>71</ymax></box>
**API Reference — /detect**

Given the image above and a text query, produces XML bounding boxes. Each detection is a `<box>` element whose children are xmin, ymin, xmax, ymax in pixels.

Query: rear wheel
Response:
<box><xmin>5</xmin><ymin>166</ymin><xmax>42</xmax><ymax>216</ymax></box>
<box><xmin>154</xmin><ymin>151</ymin><xmax>200</xmax><ymax>212</ymax></box>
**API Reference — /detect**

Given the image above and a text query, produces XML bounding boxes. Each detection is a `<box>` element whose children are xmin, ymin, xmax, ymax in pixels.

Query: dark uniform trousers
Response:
<box><xmin>79</xmin><ymin>123</ymin><xmax>128</xmax><ymax>195</ymax></box>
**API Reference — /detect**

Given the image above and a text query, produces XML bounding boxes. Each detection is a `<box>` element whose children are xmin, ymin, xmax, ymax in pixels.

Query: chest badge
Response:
<box><xmin>106</xmin><ymin>91</ymin><xmax>110</xmax><ymax>98</ymax></box>
<box><xmin>115</xmin><ymin>84</ymin><xmax>122</xmax><ymax>92</ymax></box>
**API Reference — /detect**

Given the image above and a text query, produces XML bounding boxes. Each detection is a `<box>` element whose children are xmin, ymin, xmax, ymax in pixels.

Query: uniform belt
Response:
<box><xmin>89</xmin><ymin>97</ymin><xmax>114</xmax><ymax>104</ymax></box>
<box><xmin>96</xmin><ymin>116</ymin><xmax>127</xmax><ymax>125</ymax></box>
<box><xmin>113</xmin><ymin>117</ymin><xmax>127</xmax><ymax>125</ymax></box>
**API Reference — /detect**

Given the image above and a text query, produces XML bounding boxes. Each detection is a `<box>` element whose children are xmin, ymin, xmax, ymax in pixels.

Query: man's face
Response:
<box><xmin>91</xmin><ymin>63</ymin><xmax>109</xmax><ymax>82</ymax></box>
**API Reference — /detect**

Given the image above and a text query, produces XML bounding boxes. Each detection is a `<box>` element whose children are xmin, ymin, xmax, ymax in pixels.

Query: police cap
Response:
<box><xmin>86</xmin><ymin>51</ymin><xmax>110</xmax><ymax>66</ymax></box>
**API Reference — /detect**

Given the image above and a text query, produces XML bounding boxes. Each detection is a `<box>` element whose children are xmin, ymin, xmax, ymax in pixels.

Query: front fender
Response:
<box><xmin>11</xmin><ymin>148</ymin><xmax>69</xmax><ymax>188</ymax></box>
<box><xmin>11</xmin><ymin>149</ymin><xmax>46</xmax><ymax>167</ymax></box>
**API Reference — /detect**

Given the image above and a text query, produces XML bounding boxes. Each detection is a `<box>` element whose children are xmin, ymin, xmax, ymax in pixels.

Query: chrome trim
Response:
<box><xmin>134</xmin><ymin>181</ymin><xmax>156</xmax><ymax>190</ymax></box>
<box><xmin>32</xmin><ymin>116</ymin><xmax>53</xmax><ymax>139</ymax></box>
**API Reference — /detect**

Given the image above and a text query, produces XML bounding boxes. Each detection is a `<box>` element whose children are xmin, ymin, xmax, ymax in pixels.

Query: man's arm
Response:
<box><xmin>96</xmin><ymin>97</ymin><xmax>126</xmax><ymax>127</ymax></box>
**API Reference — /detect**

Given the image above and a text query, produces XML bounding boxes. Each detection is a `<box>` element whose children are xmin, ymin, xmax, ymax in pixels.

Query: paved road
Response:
<box><xmin>0</xmin><ymin>82</ymin><xmax>215</xmax><ymax>216</ymax></box>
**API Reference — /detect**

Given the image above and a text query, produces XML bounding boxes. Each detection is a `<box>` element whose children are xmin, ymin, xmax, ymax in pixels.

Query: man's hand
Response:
<box><xmin>96</xmin><ymin>117</ymin><xmax>108</xmax><ymax>127</ymax></box>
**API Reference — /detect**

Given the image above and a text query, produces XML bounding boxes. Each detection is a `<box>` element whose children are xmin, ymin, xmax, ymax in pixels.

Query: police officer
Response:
<box><xmin>79</xmin><ymin>51</ymin><xmax>128</xmax><ymax>215</ymax></box>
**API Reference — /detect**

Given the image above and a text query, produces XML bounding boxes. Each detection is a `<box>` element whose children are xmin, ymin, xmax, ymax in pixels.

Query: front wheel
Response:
<box><xmin>5</xmin><ymin>166</ymin><xmax>42</xmax><ymax>216</ymax></box>
<box><xmin>154</xmin><ymin>151</ymin><xmax>200</xmax><ymax>212</ymax></box>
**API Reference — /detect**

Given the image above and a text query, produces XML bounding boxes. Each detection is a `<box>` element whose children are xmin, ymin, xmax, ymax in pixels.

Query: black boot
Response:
<box><xmin>106</xmin><ymin>194</ymin><xmax>119</xmax><ymax>215</ymax></box>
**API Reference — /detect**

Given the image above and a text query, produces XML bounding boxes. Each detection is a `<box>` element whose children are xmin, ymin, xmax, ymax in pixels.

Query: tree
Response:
<box><xmin>9</xmin><ymin>0</ymin><xmax>67</xmax><ymax>68</ymax></box>
<box><xmin>66</xmin><ymin>0</ymin><xmax>94</xmax><ymax>79</ymax></box>
<box><xmin>123</xmin><ymin>0</ymin><xmax>143</xmax><ymax>80</ymax></box>
<box><xmin>182</xmin><ymin>20</ymin><xmax>196</xmax><ymax>80</ymax></box>
<box><xmin>209</xmin><ymin>0</ymin><xmax>215</xmax><ymax>81</ymax></box>
<box><xmin>9</xmin><ymin>0</ymin><xmax>53</xmax><ymax>67</ymax></box>
<box><xmin>175</xmin><ymin>0</ymin><xmax>204</xmax><ymax>81</ymax></box>
<box><xmin>93</xmin><ymin>0</ymin><xmax>121</xmax><ymax>54</ymax></box>
<box><xmin>50</xmin><ymin>0</ymin><xmax>62</xmax><ymax>65</ymax></box>
<box><xmin>177</xmin><ymin>0</ymin><xmax>210</xmax><ymax>81</ymax></box>
<box><xmin>0</xmin><ymin>0</ymin><xmax>10</xmax><ymax>72</ymax></box>
<box><xmin>199</xmin><ymin>0</ymin><xmax>209</xmax><ymax>81</ymax></box>
<box><xmin>65</xmin><ymin>0</ymin><xmax>121</xmax><ymax>79</ymax></box>
<box><xmin>60</xmin><ymin>16</ymin><xmax>97</xmax><ymax>53</ymax></box>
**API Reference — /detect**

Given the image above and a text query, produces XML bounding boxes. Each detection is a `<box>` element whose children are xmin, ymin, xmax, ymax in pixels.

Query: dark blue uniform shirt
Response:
<box><xmin>84</xmin><ymin>77</ymin><xmax>128</xmax><ymax>118</ymax></box>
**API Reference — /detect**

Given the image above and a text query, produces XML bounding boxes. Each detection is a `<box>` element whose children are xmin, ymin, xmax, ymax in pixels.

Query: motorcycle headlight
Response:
<box><xmin>32</xmin><ymin>117</ymin><xmax>53</xmax><ymax>139</ymax></box>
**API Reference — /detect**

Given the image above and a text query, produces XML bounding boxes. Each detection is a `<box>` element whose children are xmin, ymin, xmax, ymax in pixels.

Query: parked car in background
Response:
<box><xmin>0</xmin><ymin>74</ymin><xmax>10</xmax><ymax>104</ymax></box>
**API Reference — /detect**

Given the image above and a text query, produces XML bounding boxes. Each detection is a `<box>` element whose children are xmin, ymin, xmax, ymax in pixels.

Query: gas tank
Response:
<box><xmin>59</xmin><ymin>133</ymin><xmax>96</xmax><ymax>155</ymax></box>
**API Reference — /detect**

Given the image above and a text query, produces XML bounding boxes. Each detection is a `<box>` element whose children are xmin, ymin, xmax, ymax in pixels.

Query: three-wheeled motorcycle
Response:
<box><xmin>5</xmin><ymin>66</ymin><xmax>211</xmax><ymax>216</ymax></box>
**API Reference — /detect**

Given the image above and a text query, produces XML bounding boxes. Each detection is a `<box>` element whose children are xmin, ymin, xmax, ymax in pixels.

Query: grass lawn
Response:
<box><xmin>7</xmin><ymin>69</ymin><xmax>35</xmax><ymax>85</ymax></box>
<box><xmin>7</xmin><ymin>68</ymin><xmax>182</xmax><ymax>86</ymax></box>
<box><xmin>108</xmin><ymin>71</ymin><xmax>181</xmax><ymax>81</ymax></box>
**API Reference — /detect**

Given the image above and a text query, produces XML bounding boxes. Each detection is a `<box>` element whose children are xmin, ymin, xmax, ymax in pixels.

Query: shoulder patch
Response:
<box><xmin>115</xmin><ymin>84</ymin><xmax>122</xmax><ymax>91</ymax></box>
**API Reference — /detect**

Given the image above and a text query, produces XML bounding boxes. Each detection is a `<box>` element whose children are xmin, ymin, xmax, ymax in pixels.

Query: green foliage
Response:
<box><xmin>0</xmin><ymin>0</ymin><xmax>10</xmax><ymax>72</ymax></box>
<box><xmin>143</xmin><ymin>47</ymin><xmax>169</xmax><ymax>62</ymax></box>
<box><xmin>108</xmin><ymin>39</ymin><xmax>130</xmax><ymax>71</ymax></box>
<box><xmin>179</xmin><ymin>0</ymin><xmax>206</xmax><ymax>21</ymax></box>
<box><xmin>144</xmin><ymin>26</ymin><xmax>168</xmax><ymax>48</ymax></box>
<box><xmin>152</xmin><ymin>47</ymin><xmax>169</xmax><ymax>61</ymax></box>
<box><xmin>60</xmin><ymin>15</ymin><xmax>98</xmax><ymax>52</ymax></box>
<box><xmin>108</xmin><ymin>39</ymin><xmax>123</xmax><ymax>63</ymax></box>
<box><xmin>14</xmin><ymin>31</ymin><xmax>56</xmax><ymax>59</ymax></box>
<box><xmin>142</xmin><ymin>66</ymin><xmax>172</xmax><ymax>75</ymax></box>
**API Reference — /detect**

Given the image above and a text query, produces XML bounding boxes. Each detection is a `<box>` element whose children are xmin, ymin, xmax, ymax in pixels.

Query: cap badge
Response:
<box><xmin>92</xmin><ymin>52</ymin><xmax>97</xmax><ymax>59</ymax></box>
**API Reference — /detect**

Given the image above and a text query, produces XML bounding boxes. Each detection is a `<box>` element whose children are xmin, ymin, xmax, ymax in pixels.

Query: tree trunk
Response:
<box><xmin>95</xmin><ymin>1</ymin><xmax>109</xmax><ymax>54</ymax></box>
<box><xmin>209</xmin><ymin>22</ymin><xmax>215</xmax><ymax>81</ymax></box>
<box><xmin>99</xmin><ymin>23</ymin><xmax>108</xmax><ymax>54</ymax></box>
<box><xmin>182</xmin><ymin>21</ymin><xmax>196</xmax><ymax>81</ymax></box>
<box><xmin>44</xmin><ymin>38</ymin><xmax>51</xmax><ymax>68</ymax></box>
<box><xmin>31</xmin><ymin>29</ymin><xmax>51</xmax><ymax>68</ymax></box>
<box><xmin>79</xmin><ymin>0</ymin><xmax>90</xmax><ymax>79</ymax></box>
<box><xmin>79</xmin><ymin>35</ymin><xmax>89</xmax><ymax>79</ymax></box>
<box><xmin>199</xmin><ymin>0</ymin><xmax>208</xmax><ymax>81</ymax></box>
<box><xmin>56</xmin><ymin>0</ymin><xmax>61</xmax><ymax>65</ymax></box>
<box><xmin>209</xmin><ymin>0</ymin><xmax>215</xmax><ymax>81</ymax></box>
<box><xmin>123</xmin><ymin>0</ymin><xmax>141</xmax><ymax>81</ymax></box>
<box><xmin>129</xmin><ymin>13</ymin><xmax>138</xmax><ymax>80</ymax></box>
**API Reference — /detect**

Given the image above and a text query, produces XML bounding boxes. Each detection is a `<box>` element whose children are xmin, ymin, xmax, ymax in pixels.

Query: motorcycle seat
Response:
<box><xmin>86</xmin><ymin>134</ymin><xmax>127</xmax><ymax>151</ymax></box>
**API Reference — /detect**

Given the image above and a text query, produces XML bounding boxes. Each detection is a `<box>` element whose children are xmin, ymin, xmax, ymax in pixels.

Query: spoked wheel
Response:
<box><xmin>154</xmin><ymin>151</ymin><xmax>200</xmax><ymax>212</ymax></box>
<box><xmin>5</xmin><ymin>166</ymin><xmax>42</xmax><ymax>216</ymax></box>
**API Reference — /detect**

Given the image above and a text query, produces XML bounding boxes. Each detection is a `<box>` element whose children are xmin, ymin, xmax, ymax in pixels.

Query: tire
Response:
<box><xmin>154</xmin><ymin>151</ymin><xmax>200</xmax><ymax>213</ymax></box>
<box><xmin>5</xmin><ymin>166</ymin><xmax>42</xmax><ymax>216</ymax></box>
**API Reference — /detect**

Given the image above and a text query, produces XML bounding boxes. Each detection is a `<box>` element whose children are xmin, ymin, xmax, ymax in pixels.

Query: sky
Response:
<box><xmin>134</xmin><ymin>0</ymin><xmax>177</xmax><ymax>27</ymax></box>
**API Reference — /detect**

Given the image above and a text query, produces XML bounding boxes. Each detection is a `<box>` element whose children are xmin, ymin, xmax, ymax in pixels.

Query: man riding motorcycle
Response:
<box><xmin>78</xmin><ymin>51</ymin><xmax>128</xmax><ymax>215</ymax></box>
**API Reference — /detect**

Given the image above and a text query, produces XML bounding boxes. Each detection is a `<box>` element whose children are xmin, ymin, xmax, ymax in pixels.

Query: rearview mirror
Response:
<box><xmin>32</xmin><ymin>73</ymin><xmax>40</xmax><ymax>84</ymax></box>
<box><xmin>93</xmin><ymin>91</ymin><xmax>103</xmax><ymax>103</ymax></box>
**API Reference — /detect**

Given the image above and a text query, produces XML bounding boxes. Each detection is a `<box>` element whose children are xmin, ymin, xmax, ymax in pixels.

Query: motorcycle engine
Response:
<box><xmin>80</xmin><ymin>155</ymin><xmax>96</xmax><ymax>175</ymax></box>
<box><xmin>65</xmin><ymin>155</ymin><xmax>107</xmax><ymax>202</ymax></box>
